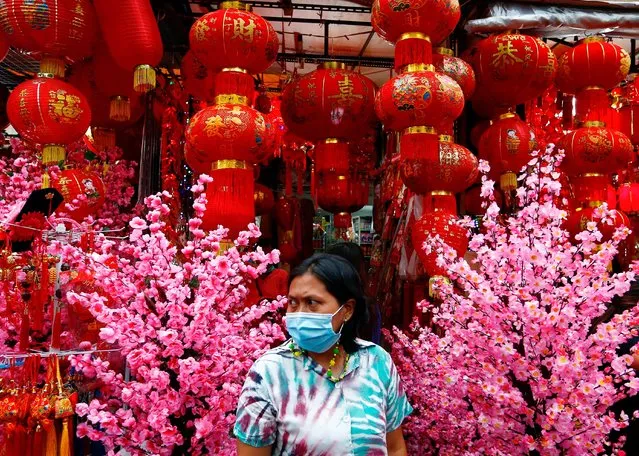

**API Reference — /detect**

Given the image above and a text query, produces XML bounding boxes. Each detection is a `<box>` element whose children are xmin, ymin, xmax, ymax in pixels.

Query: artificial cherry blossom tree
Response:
<box><xmin>390</xmin><ymin>147</ymin><xmax>639</xmax><ymax>455</ymax></box>
<box><xmin>62</xmin><ymin>175</ymin><xmax>285</xmax><ymax>455</ymax></box>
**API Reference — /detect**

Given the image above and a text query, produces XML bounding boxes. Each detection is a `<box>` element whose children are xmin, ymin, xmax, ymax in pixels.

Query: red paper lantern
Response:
<box><xmin>7</xmin><ymin>76</ymin><xmax>91</xmax><ymax>163</ymax></box>
<box><xmin>400</xmin><ymin>134</ymin><xmax>478</xmax><ymax>195</ymax></box>
<box><xmin>317</xmin><ymin>172</ymin><xmax>369</xmax><ymax>226</ymax></box>
<box><xmin>189</xmin><ymin>2</ymin><xmax>278</xmax><ymax>74</ymax></box>
<box><xmin>478</xmin><ymin>113</ymin><xmax>536</xmax><ymax>191</ymax></box>
<box><xmin>185</xmin><ymin>102</ymin><xmax>267</xmax><ymax>170</ymax></box>
<box><xmin>565</xmin><ymin>205</ymin><xmax>629</xmax><ymax>242</ymax></box>
<box><xmin>462</xmin><ymin>184</ymin><xmax>503</xmax><ymax>216</ymax></box>
<box><xmin>274</xmin><ymin>196</ymin><xmax>296</xmax><ymax>231</ymax></box>
<box><xmin>470</xmin><ymin>119</ymin><xmax>492</xmax><ymax>147</ymax></box>
<box><xmin>375</xmin><ymin>67</ymin><xmax>464</xmax><ymax>132</ymax></box>
<box><xmin>411</xmin><ymin>210</ymin><xmax>468</xmax><ymax>290</ymax></box>
<box><xmin>93</xmin><ymin>0</ymin><xmax>163</xmax><ymax>92</ymax></box>
<box><xmin>254</xmin><ymin>183</ymin><xmax>275</xmax><ymax>216</ymax></box>
<box><xmin>560</xmin><ymin>122</ymin><xmax>634</xmax><ymax>176</ymax></box>
<box><xmin>0</xmin><ymin>0</ymin><xmax>97</xmax><ymax>77</ymax></box>
<box><xmin>557</xmin><ymin>37</ymin><xmax>630</xmax><ymax>94</ymax></box>
<box><xmin>52</xmin><ymin>168</ymin><xmax>106</xmax><ymax>221</ymax></box>
<box><xmin>619</xmin><ymin>183</ymin><xmax>639</xmax><ymax>214</ymax></box>
<box><xmin>181</xmin><ymin>50</ymin><xmax>216</xmax><ymax>102</ymax></box>
<box><xmin>472</xmin><ymin>32</ymin><xmax>556</xmax><ymax>109</ymax></box>
<box><xmin>201</xmin><ymin>165</ymin><xmax>255</xmax><ymax>237</ymax></box>
<box><xmin>433</xmin><ymin>47</ymin><xmax>476</xmax><ymax>99</ymax></box>
<box><xmin>281</xmin><ymin>63</ymin><xmax>377</xmax><ymax>142</ymax></box>
<box><xmin>570</xmin><ymin>174</ymin><xmax>617</xmax><ymax>209</ymax></box>
<box><xmin>371</xmin><ymin>0</ymin><xmax>460</xmax><ymax>46</ymax></box>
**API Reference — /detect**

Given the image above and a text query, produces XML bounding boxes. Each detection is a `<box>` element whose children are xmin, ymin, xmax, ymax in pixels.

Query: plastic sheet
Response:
<box><xmin>465</xmin><ymin>2</ymin><xmax>639</xmax><ymax>38</ymax></box>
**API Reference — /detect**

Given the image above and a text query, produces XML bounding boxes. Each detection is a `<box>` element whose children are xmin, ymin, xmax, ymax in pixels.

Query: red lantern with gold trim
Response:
<box><xmin>189</xmin><ymin>1</ymin><xmax>278</xmax><ymax>74</ymax></box>
<box><xmin>433</xmin><ymin>47</ymin><xmax>476</xmax><ymax>99</ymax></box>
<box><xmin>411</xmin><ymin>209</ymin><xmax>468</xmax><ymax>295</ymax></box>
<box><xmin>52</xmin><ymin>168</ymin><xmax>106</xmax><ymax>221</ymax></box>
<box><xmin>184</xmin><ymin>101</ymin><xmax>267</xmax><ymax>171</ymax></box>
<box><xmin>0</xmin><ymin>0</ymin><xmax>97</xmax><ymax>77</ymax></box>
<box><xmin>7</xmin><ymin>76</ymin><xmax>92</xmax><ymax>164</ymax></box>
<box><xmin>478</xmin><ymin>113</ymin><xmax>536</xmax><ymax>191</ymax></box>
<box><xmin>281</xmin><ymin>63</ymin><xmax>377</xmax><ymax>142</ymax></box>
<box><xmin>565</xmin><ymin>205</ymin><xmax>629</xmax><ymax>242</ymax></box>
<box><xmin>557</xmin><ymin>37</ymin><xmax>630</xmax><ymax>95</ymax></box>
<box><xmin>93</xmin><ymin>0</ymin><xmax>163</xmax><ymax>93</ymax></box>
<box><xmin>472</xmin><ymin>32</ymin><xmax>556</xmax><ymax>109</ymax></box>
<box><xmin>93</xmin><ymin>44</ymin><xmax>138</xmax><ymax>122</ymax></box>
<box><xmin>317</xmin><ymin>172</ymin><xmax>369</xmax><ymax>231</ymax></box>
<box><xmin>401</xmin><ymin>133</ymin><xmax>478</xmax><ymax>195</ymax></box>
<box><xmin>181</xmin><ymin>50</ymin><xmax>216</xmax><ymax>102</ymax></box>
<box><xmin>371</xmin><ymin>0</ymin><xmax>460</xmax><ymax>47</ymax></box>
<box><xmin>560</xmin><ymin>122</ymin><xmax>634</xmax><ymax>176</ymax></box>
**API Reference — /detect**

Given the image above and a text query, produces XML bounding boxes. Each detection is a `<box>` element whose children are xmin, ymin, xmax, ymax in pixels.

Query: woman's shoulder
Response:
<box><xmin>250</xmin><ymin>340</ymin><xmax>296</xmax><ymax>371</ymax></box>
<box><xmin>355</xmin><ymin>339</ymin><xmax>393</xmax><ymax>365</ymax></box>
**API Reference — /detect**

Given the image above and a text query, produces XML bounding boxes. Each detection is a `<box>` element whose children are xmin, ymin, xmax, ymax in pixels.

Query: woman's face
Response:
<box><xmin>287</xmin><ymin>272</ymin><xmax>353</xmax><ymax>333</ymax></box>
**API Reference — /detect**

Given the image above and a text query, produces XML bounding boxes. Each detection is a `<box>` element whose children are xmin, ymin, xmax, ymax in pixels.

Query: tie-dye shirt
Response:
<box><xmin>234</xmin><ymin>338</ymin><xmax>412</xmax><ymax>455</ymax></box>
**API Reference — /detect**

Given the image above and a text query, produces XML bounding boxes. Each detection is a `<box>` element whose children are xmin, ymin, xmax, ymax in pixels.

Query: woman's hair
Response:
<box><xmin>289</xmin><ymin>253</ymin><xmax>369</xmax><ymax>353</ymax></box>
<box><xmin>326</xmin><ymin>242</ymin><xmax>366</xmax><ymax>278</ymax></box>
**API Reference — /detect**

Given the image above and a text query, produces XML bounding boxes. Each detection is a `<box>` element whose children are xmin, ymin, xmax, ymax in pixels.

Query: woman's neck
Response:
<box><xmin>309</xmin><ymin>343</ymin><xmax>346</xmax><ymax>374</ymax></box>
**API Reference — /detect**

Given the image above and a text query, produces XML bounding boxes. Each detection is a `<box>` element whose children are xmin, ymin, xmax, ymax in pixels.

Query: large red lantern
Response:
<box><xmin>0</xmin><ymin>0</ymin><xmax>97</xmax><ymax>77</ymax></box>
<box><xmin>433</xmin><ymin>47</ymin><xmax>476</xmax><ymax>99</ymax></box>
<box><xmin>281</xmin><ymin>63</ymin><xmax>377</xmax><ymax>142</ymax></box>
<box><xmin>478</xmin><ymin>113</ymin><xmax>536</xmax><ymax>191</ymax></box>
<box><xmin>189</xmin><ymin>2</ymin><xmax>278</xmax><ymax>74</ymax></box>
<box><xmin>93</xmin><ymin>0</ymin><xmax>163</xmax><ymax>93</ymax></box>
<box><xmin>317</xmin><ymin>172</ymin><xmax>369</xmax><ymax>233</ymax></box>
<box><xmin>556</xmin><ymin>37</ymin><xmax>630</xmax><ymax>95</ymax></box>
<box><xmin>565</xmin><ymin>205</ymin><xmax>629</xmax><ymax>243</ymax></box>
<box><xmin>93</xmin><ymin>44</ymin><xmax>137</xmax><ymax>122</ymax></box>
<box><xmin>371</xmin><ymin>0</ymin><xmax>460</xmax><ymax>46</ymax></box>
<box><xmin>52</xmin><ymin>168</ymin><xmax>106</xmax><ymax>221</ymax></box>
<box><xmin>560</xmin><ymin>122</ymin><xmax>634</xmax><ymax>176</ymax></box>
<box><xmin>471</xmin><ymin>32</ymin><xmax>556</xmax><ymax>110</ymax></box>
<box><xmin>400</xmin><ymin>134</ymin><xmax>478</xmax><ymax>195</ymax></box>
<box><xmin>375</xmin><ymin>67</ymin><xmax>464</xmax><ymax>132</ymax></box>
<box><xmin>181</xmin><ymin>50</ymin><xmax>216</xmax><ymax>103</ymax></box>
<box><xmin>185</xmin><ymin>102</ymin><xmax>267</xmax><ymax>170</ymax></box>
<box><xmin>411</xmin><ymin>210</ymin><xmax>468</xmax><ymax>295</ymax></box>
<box><xmin>7</xmin><ymin>76</ymin><xmax>91</xmax><ymax>164</ymax></box>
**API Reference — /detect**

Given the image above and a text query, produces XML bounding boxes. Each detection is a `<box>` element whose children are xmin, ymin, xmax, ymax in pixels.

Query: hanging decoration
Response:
<box><xmin>0</xmin><ymin>0</ymin><xmax>98</xmax><ymax>77</ymax></box>
<box><xmin>93</xmin><ymin>0</ymin><xmax>163</xmax><ymax>92</ymax></box>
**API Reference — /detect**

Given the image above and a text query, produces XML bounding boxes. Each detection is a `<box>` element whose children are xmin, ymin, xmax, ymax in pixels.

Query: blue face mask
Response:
<box><xmin>283</xmin><ymin>306</ymin><xmax>345</xmax><ymax>353</ymax></box>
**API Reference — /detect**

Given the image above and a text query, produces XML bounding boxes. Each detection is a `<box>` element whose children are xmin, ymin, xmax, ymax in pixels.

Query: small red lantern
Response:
<box><xmin>93</xmin><ymin>44</ymin><xmax>137</xmax><ymax>122</ymax></box>
<box><xmin>557</xmin><ymin>36</ymin><xmax>630</xmax><ymax>94</ymax></box>
<box><xmin>317</xmin><ymin>172</ymin><xmax>369</xmax><ymax>236</ymax></box>
<box><xmin>400</xmin><ymin>134</ymin><xmax>478</xmax><ymax>195</ymax></box>
<box><xmin>52</xmin><ymin>168</ymin><xmax>106</xmax><ymax>221</ymax></box>
<box><xmin>478</xmin><ymin>113</ymin><xmax>536</xmax><ymax>191</ymax></box>
<box><xmin>0</xmin><ymin>0</ymin><xmax>97</xmax><ymax>77</ymax></box>
<box><xmin>560</xmin><ymin>122</ymin><xmax>634</xmax><ymax>176</ymax></box>
<box><xmin>254</xmin><ymin>183</ymin><xmax>275</xmax><ymax>216</ymax></box>
<box><xmin>411</xmin><ymin>210</ymin><xmax>468</xmax><ymax>296</ymax></box>
<box><xmin>185</xmin><ymin>102</ymin><xmax>267</xmax><ymax>170</ymax></box>
<box><xmin>181</xmin><ymin>51</ymin><xmax>216</xmax><ymax>102</ymax></box>
<box><xmin>619</xmin><ymin>183</ymin><xmax>639</xmax><ymax>214</ymax></box>
<box><xmin>433</xmin><ymin>47</ymin><xmax>476</xmax><ymax>99</ymax></box>
<box><xmin>281</xmin><ymin>63</ymin><xmax>377</xmax><ymax>142</ymax></box>
<box><xmin>189</xmin><ymin>1</ymin><xmax>278</xmax><ymax>74</ymax></box>
<box><xmin>372</xmin><ymin>0</ymin><xmax>460</xmax><ymax>46</ymax></box>
<box><xmin>471</xmin><ymin>32</ymin><xmax>556</xmax><ymax>110</ymax></box>
<box><xmin>462</xmin><ymin>184</ymin><xmax>503</xmax><ymax>216</ymax></box>
<box><xmin>93</xmin><ymin>0</ymin><xmax>164</xmax><ymax>92</ymax></box>
<box><xmin>565</xmin><ymin>205</ymin><xmax>629</xmax><ymax>242</ymax></box>
<box><xmin>7</xmin><ymin>76</ymin><xmax>92</xmax><ymax>164</ymax></box>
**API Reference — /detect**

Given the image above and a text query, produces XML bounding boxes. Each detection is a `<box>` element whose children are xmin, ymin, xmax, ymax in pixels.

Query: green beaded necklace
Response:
<box><xmin>289</xmin><ymin>342</ymin><xmax>350</xmax><ymax>383</ymax></box>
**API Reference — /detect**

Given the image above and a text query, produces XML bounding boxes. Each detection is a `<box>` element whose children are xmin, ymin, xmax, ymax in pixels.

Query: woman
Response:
<box><xmin>234</xmin><ymin>254</ymin><xmax>412</xmax><ymax>456</ymax></box>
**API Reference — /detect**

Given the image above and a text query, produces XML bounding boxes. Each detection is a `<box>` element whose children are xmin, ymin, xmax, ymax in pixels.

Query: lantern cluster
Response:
<box><xmin>280</xmin><ymin>60</ymin><xmax>377</xmax><ymax>237</ymax></box>
<box><xmin>555</xmin><ymin>37</ymin><xmax>634</xmax><ymax>238</ymax></box>
<box><xmin>186</xmin><ymin>1</ymin><xmax>278</xmax><ymax>236</ymax></box>
<box><xmin>372</xmin><ymin>0</ymin><xmax>476</xmax><ymax>295</ymax></box>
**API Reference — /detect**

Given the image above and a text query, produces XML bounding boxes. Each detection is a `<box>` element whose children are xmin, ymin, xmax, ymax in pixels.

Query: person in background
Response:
<box><xmin>235</xmin><ymin>254</ymin><xmax>412</xmax><ymax>456</ymax></box>
<box><xmin>327</xmin><ymin>241</ymin><xmax>381</xmax><ymax>344</ymax></box>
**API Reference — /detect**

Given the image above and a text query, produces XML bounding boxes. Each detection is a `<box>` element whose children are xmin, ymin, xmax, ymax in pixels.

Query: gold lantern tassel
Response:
<box><xmin>43</xmin><ymin>420</ymin><xmax>57</xmax><ymax>456</ymax></box>
<box><xmin>429</xmin><ymin>275</ymin><xmax>451</xmax><ymax>299</ymax></box>
<box><xmin>500</xmin><ymin>171</ymin><xmax>518</xmax><ymax>192</ymax></box>
<box><xmin>109</xmin><ymin>96</ymin><xmax>131</xmax><ymax>122</ymax></box>
<box><xmin>41</xmin><ymin>145</ymin><xmax>66</xmax><ymax>189</ymax></box>
<box><xmin>40</xmin><ymin>57</ymin><xmax>66</xmax><ymax>79</ymax></box>
<box><xmin>54</xmin><ymin>355</ymin><xmax>74</xmax><ymax>456</ymax></box>
<box><xmin>133</xmin><ymin>64</ymin><xmax>157</xmax><ymax>93</ymax></box>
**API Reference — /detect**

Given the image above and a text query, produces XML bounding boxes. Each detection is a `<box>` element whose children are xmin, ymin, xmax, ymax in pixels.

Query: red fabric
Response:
<box><xmin>258</xmin><ymin>269</ymin><xmax>289</xmax><ymax>300</ymax></box>
<box><xmin>52</xmin><ymin>168</ymin><xmax>106</xmax><ymax>221</ymax></box>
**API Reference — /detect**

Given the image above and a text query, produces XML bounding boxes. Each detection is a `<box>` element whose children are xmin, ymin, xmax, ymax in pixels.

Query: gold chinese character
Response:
<box><xmin>232</xmin><ymin>17</ymin><xmax>256</xmax><ymax>42</ymax></box>
<box><xmin>49</xmin><ymin>90</ymin><xmax>82</xmax><ymax>124</ymax></box>
<box><xmin>204</xmin><ymin>115</ymin><xmax>225</xmax><ymax>137</ymax></box>
<box><xmin>492</xmin><ymin>41</ymin><xmax>524</xmax><ymax>69</ymax></box>
<box><xmin>328</xmin><ymin>76</ymin><xmax>363</xmax><ymax>106</ymax></box>
<box><xmin>194</xmin><ymin>19</ymin><xmax>210</xmax><ymax>41</ymax></box>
